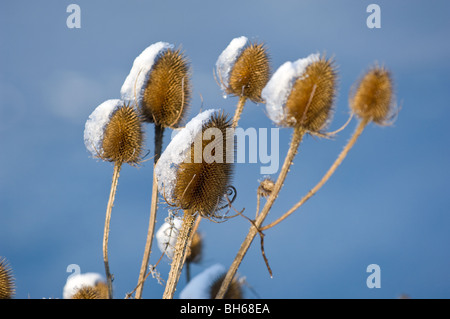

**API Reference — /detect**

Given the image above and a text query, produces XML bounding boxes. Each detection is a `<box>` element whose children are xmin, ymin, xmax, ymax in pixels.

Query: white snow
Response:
<box><xmin>154</xmin><ymin>109</ymin><xmax>218</xmax><ymax>202</ymax></box>
<box><xmin>215</xmin><ymin>36</ymin><xmax>248</xmax><ymax>97</ymax></box>
<box><xmin>120</xmin><ymin>42</ymin><xmax>174</xmax><ymax>106</ymax></box>
<box><xmin>63</xmin><ymin>272</ymin><xmax>104</xmax><ymax>299</ymax></box>
<box><xmin>179</xmin><ymin>263</ymin><xmax>226</xmax><ymax>299</ymax></box>
<box><xmin>84</xmin><ymin>99</ymin><xmax>123</xmax><ymax>157</ymax></box>
<box><xmin>156</xmin><ymin>216</ymin><xmax>183</xmax><ymax>259</ymax></box>
<box><xmin>262</xmin><ymin>53</ymin><xmax>320</xmax><ymax>125</ymax></box>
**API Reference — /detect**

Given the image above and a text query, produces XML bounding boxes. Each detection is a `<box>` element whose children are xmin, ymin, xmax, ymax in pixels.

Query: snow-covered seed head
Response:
<box><xmin>101</xmin><ymin>104</ymin><xmax>144</xmax><ymax>164</ymax></box>
<box><xmin>186</xmin><ymin>231</ymin><xmax>203</xmax><ymax>264</ymax></box>
<box><xmin>216</xmin><ymin>37</ymin><xmax>270</xmax><ymax>103</ymax></box>
<box><xmin>173</xmin><ymin>111</ymin><xmax>234</xmax><ymax>218</ymax></box>
<box><xmin>141</xmin><ymin>48</ymin><xmax>191</xmax><ymax>127</ymax></box>
<box><xmin>0</xmin><ymin>257</ymin><xmax>15</xmax><ymax>299</ymax></box>
<box><xmin>71</xmin><ymin>282</ymin><xmax>108</xmax><ymax>299</ymax></box>
<box><xmin>209</xmin><ymin>273</ymin><xmax>243</xmax><ymax>299</ymax></box>
<box><xmin>284</xmin><ymin>55</ymin><xmax>337</xmax><ymax>132</ymax></box>
<box><xmin>227</xmin><ymin>42</ymin><xmax>270</xmax><ymax>102</ymax></box>
<box><xmin>350</xmin><ymin>65</ymin><xmax>394</xmax><ymax>125</ymax></box>
<box><xmin>257</xmin><ymin>177</ymin><xmax>275</xmax><ymax>198</ymax></box>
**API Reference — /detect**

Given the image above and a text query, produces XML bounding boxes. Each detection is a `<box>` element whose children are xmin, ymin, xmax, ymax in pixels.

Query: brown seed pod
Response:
<box><xmin>227</xmin><ymin>42</ymin><xmax>270</xmax><ymax>103</ymax></box>
<box><xmin>350</xmin><ymin>65</ymin><xmax>394</xmax><ymax>125</ymax></box>
<box><xmin>142</xmin><ymin>48</ymin><xmax>191</xmax><ymax>128</ymax></box>
<box><xmin>0</xmin><ymin>257</ymin><xmax>15</xmax><ymax>299</ymax></box>
<box><xmin>186</xmin><ymin>231</ymin><xmax>203</xmax><ymax>264</ymax></box>
<box><xmin>172</xmin><ymin>111</ymin><xmax>234</xmax><ymax>219</ymax></box>
<box><xmin>101</xmin><ymin>104</ymin><xmax>144</xmax><ymax>164</ymax></box>
<box><xmin>71</xmin><ymin>286</ymin><xmax>100</xmax><ymax>299</ymax></box>
<box><xmin>209</xmin><ymin>273</ymin><xmax>243</xmax><ymax>299</ymax></box>
<box><xmin>284</xmin><ymin>56</ymin><xmax>337</xmax><ymax>132</ymax></box>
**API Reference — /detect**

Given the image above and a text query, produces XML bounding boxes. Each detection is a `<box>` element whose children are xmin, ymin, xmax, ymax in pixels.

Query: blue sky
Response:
<box><xmin>1</xmin><ymin>0</ymin><xmax>450</xmax><ymax>299</ymax></box>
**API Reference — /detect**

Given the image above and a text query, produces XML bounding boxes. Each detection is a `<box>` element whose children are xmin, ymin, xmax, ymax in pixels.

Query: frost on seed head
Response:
<box><xmin>120</xmin><ymin>42</ymin><xmax>174</xmax><ymax>107</ymax></box>
<box><xmin>84</xmin><ymin>99</ymin><xmax>123</xmax><ymax>158</ymax></box>
<box><xmin>262</xmin><ymin>53</ymin><xmax>320</xmax><ymax>125</ymax></box>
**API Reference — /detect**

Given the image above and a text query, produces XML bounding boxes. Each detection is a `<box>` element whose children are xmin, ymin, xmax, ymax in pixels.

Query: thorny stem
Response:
<box><xmin>232</xmin><ymin>96</ymin><xmax>247</xmax><ymax>128</ymax></box>
<box><xmin>215</xmin><ymin>126</ymin><xmax>306</xmax><ymax>299</ymax></box>
<box><xmin>261</xmin><ymin>118</ymin><xmax>369</xmax><ymax>231</ymax></box>
<box><xmin>103</xmin><ymin>161</ymin><xmax>122</xmax><ymax>299</ymax></box>
<box><xmin>135</xmin><ymin>124</ymin><xmax>165</xmax><ymax>299</ymax></box>
<box><xmin>163</xmin><ymin>210</ymin><xmax>197</xmax><ymax>299</ymax></box>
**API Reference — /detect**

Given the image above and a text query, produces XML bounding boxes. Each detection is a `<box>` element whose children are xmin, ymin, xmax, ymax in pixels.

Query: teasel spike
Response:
<box><xmin>216</xmin><ymin>53</ymin><xmax>338</xmax><ymax>299</ymax></box>
<box><xmin>261</xmin><ymin>63</ymin><xmax>398</xmax><ymax>232</ymax></box>
<box><xmin>84</xmin><ymin>100</ymin><xmax>144</xmax><ymax>298</ymax></box>
<box><xmin>158</xmin><ymin>110</ymin><xmax>235</xmax><ymax>299</ymax></box>
<box><xmin>350</xmin><ymin>63</ymin><xmax>396</xmax><ymax>126</ymax></box>
<box><xmin>216</xmin><ymin>36</ymin><xmax>270</xmax><ymax>127</ymax></box>
<box><xmin>0</xmin><ymin>257</ymin><xmax>15</xmax><ymax>299</ymax></box>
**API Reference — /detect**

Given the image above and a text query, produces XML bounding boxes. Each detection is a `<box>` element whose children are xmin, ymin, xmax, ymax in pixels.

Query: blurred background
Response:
<box><xmin>1</xmin><ymin>0</ymin><xmax>449</xmax><ymax>299</ymax></box>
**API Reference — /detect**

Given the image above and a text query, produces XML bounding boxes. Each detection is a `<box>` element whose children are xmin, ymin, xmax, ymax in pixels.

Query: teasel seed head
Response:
<box><xmin>0</xmin><ymin>257</ymin><xmax>15</xmax><ymax>299</ymax></box>
<box><xmin>228</xmin><ymin>43</ymin><xmax>270</xmax><ymax>102</ymax></box>
<box><xmin>173</xmin><ymin>111</ymin><xmax>234</xmax><ymax>218</ymax></box>
<box><xmin>263</xmin><ymin>53</ymin><xmax>337</xmax><ymax>134</ymax></box>
<box><xmin>284</xmin><ymin>55</ymin><xmax>337</xmax><ymax>132</ymax></box>
<box><xmin>101</xmin><ymin>104</ymin><xmax>144</xmax><ymax>164</ymax></box>
<box><xmin>84</xmin><ymin>99</ymin><xmax>144</xmax><ymax>165</ymax></box>
<box><xmin>350</xmin><ymin>64</ymin><xmax>395</xmax><ymax>125</ymax></box>
<box><xmin>186</xmin><ymin>231</ymin><xmax>203</xmax><ymax>264</ymax></box>
<box><xmin>155</xmin><ymin>109</ymin><xmax>235</xmax><ymax>220</ymax></box>
<box><xmin>209</xmin><ymin>273</ymin><xmax>243</xmax><ymax>299</ymax></box>
<box><xmin>216</xmin><ymin>37</ymin><xmax>270</xmax><ymax>103</ymax></box>
<box><xmin>258</xmin><ymin>177</ymin><xmax>275</xmax><ymax>198</ymax></box>
<box><xmin>141</xmin><ymin>48</ymin><xmax>191</xmax><ymax>127</ymax></box>
<box><xmin>71</xmin><ymin>282</ymin><xmax>109</xmax><ymax>299</ymax></box>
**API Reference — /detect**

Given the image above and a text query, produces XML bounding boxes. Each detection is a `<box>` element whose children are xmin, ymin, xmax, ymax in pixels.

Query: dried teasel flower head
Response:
<box><xmin>257</xmin><ymin>177</ymin><xmax>275</xmax><ymax>198</ymax></box>
<box><xmin>155</xmin><ymin>109</ymin><xmax>235</xmax><ymax>219</ymax></box>
<box><xmin>0</xmin><ymin>257</ymin><xmax>15</xmax><ymax>299</ymax></box>
<box><xmin>121</xmin><ymin>42</ymin><xmax>191</xmax><ymax>128</ymax></box>
<box><xmin>262</xmin><ymin>53</ymin><xmax>337</xmax><ymax>133</ymax></box>
<box><xmin>349</xmin><ymin>64</ymin><xmax>395</xmax><ymax>125</ymax></box>
<box><xmin>186</xmin><ymin>231</ymin><xmax>203</xmax><ymax>264</ymax></box>
<box><xmin>84</xmin><ymin>99</ymin><xmax>144</xmax><ymax>165</ymax></box>
<box><xmin>216</xmin><ymin>36</ymin><xmax>270</xmax><ymax>103</ymax></box>
<box><xmin>71</xmin><ymin>283</ymin><xmax>108</xmax><ymax>299</ymax></box>
<box><xmin>179</xmin><ymin>264</ymin><xmax>243</xmax><ymax>299</ymax></box>
<box><xmin>63</xmin><ymin>272</ymin><xmax>108</xmax><ymax>299</ymax></box>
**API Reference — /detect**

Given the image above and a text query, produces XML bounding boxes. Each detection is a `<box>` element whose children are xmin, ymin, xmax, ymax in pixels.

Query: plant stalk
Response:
<box><xmin>261</xmin><ymin>118</ymin><xmax>369</xmax><ymax>231</ymax></box>
<box><xmin>163</xmin><ymin>211</ymin><xmax>197</xmax><ymax>299</ymax></box>
<box><xmin>103</xmin><ymin>161</ymin><xmax>122</xmax><ymax>299</ymax></box>
<box><xmin>135</xmin><ymin>124</ymin><xmax>164</xmax><ymax>299</ymax></box>
<box><xmin>215</xmin><ymin>126</ymin><xmax>305</xmax><ymax>299</ymax></box>
<box><xmin>232</xmin><ymin>96</ymin><xmax>247</xmax><ymax>128</ymax></box>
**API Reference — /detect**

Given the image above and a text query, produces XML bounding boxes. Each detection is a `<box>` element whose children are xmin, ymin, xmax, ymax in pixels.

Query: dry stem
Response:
<box><xmin>135</xmin><ymin>124</ymin><xmax>164</xmax><ymax>299</ymax></box>
<box><xmin>232</xmin><ymin>96</ymin><xmax>247</xmax><ymax>128</ymax></box>
<box><xmin>163</xmin><ymin>211</ymin><xmax>197</xmax><ymax>299</ymax></box>
<box><xmin>215</xmin><ymin>125</ymin><xmax>305</xmax><ymax>299</ymax></box>
<box><xmin>261</xmin><ymin>117</ymin><xmax>369</xmax><ymax>231</ymax></box>
<box><xmin>103</xmin><ymin>161</ymin><xmax>122</xmax><ymax>299</ymax></box>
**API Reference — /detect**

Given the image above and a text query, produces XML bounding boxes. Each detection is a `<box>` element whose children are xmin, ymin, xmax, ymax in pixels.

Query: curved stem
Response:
<box><xmin>163</xmin><ymin>211</ymin><xmax>197</xmax><ymax>299</ymax></box>
<box><xmin>261</xmin><ymin>118</ymin><xmax>369</xmax><ymax>231</ymax></box>
<box><xmin>135</xmin><ymin>124</ymin><xmax>164</xmax><ymax>299</ymax></box>
<box><xmin>215</xmin><ymin>126</ymin><xmax>305</xmax><ymax>299</ymax></box>
<box><xmin>232</xmin><ymin>96</ymin><xmax>247</xmax><ymax>128</ymax></box>
<box><xmin>103</xmin><ymin>161</ymin><xmax>122</xmax><ymax>299</ymax></box>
